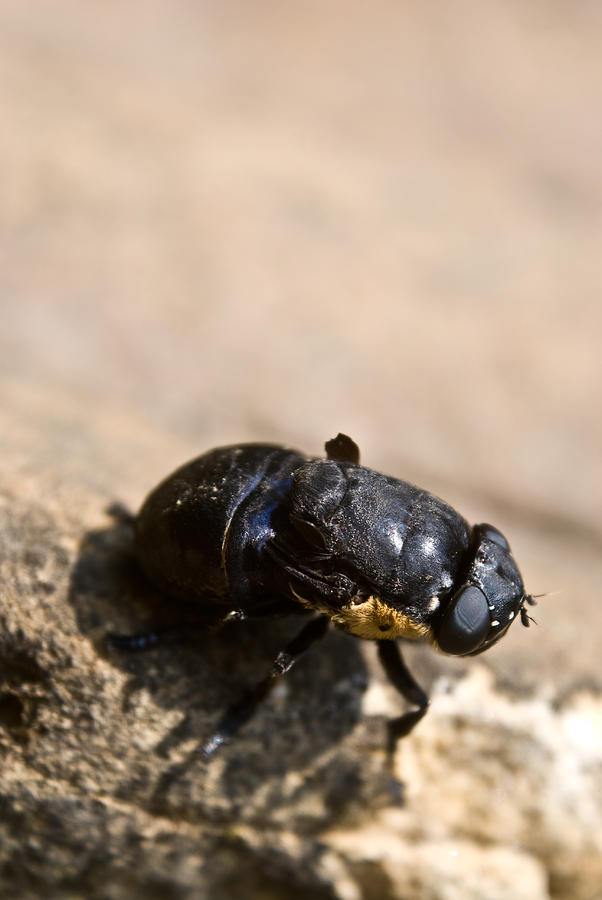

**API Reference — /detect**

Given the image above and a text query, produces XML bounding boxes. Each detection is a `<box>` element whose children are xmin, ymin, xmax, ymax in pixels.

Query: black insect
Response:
<box><xmin>109</xmin><ymin>434</ymin><xmax>534</xmax><ymax>760</ymax></box>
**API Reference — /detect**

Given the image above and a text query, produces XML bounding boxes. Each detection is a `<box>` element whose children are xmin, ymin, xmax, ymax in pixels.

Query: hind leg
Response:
<box><xmin>107</xmin><ymin>608</ymin><xmax>246</xmax><ymax>652</ymax></box>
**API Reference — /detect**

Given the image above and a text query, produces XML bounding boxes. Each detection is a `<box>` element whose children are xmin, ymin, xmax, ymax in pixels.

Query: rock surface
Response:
<box><xmin>1</xmin><ymin>2</ymin><xmax>601</xmax><ymax>898</ymax></box>
<box><xmin>2</xmin><ymin>455</ymin><xmax>601</xmax><ymax>899</ymax></box>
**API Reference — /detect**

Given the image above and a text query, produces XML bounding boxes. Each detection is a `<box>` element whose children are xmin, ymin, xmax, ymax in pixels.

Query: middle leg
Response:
<box><xmin>200</xmin><ymin>614</ymin><xmax>330</xmax><ymax>759</ymax></box>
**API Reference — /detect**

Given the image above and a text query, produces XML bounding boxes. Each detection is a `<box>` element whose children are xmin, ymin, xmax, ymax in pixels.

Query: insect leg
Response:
<box><xmin>107</xmin><ymin>610</ymin><xmax>246</xmax><ymax>652</ymax></box>
<box><xmin>377</xmin><ymin>640</ymin><xmax>429</xmax><ymax>756</ymax></box>
<box><xmin>105</xmin><ymin>502</ymin><xmax>136</xmax><ymax>526</ymax></box>
<box><xmin>200</xmin><ymin>614</ymin><xmax>330</xmax><ymax>760</ymax></box>
<box><xmin>108</xmin><ymin>630</ymin><xmax>165</xmax><ymax>651</ymax></box>
<box><xmin>325</xmin><ymin>433</ymin><xmax>360</xmax><ymax>464</ymax></box>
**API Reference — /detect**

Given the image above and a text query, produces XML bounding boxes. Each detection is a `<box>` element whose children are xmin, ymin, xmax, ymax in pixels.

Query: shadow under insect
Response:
<box><xmin>67</xmin><ymin>514</ymin><xmax>368</xmax><ymax>785</ymax></box>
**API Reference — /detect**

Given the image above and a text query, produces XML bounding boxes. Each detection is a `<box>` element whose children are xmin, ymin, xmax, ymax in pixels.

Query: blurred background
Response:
<box><xmin>2</xmin><ymin>0</ymin><xmax>601</xmax><ymax>674</ymax></box>
<box><xmin>1</xmin><ymin>1</ymin><xmax>601</xmax><ymax>897</ymax></box>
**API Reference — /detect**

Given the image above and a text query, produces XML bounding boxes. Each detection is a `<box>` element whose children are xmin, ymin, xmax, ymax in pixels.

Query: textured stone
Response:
<box><xmin>1</xmin><ymin>419</ymin><xmax>601</xmax><ymax>899</ymax></box>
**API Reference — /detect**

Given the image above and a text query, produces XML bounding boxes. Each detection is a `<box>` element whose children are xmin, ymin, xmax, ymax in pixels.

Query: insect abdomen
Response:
<box><xmin>134</xmin><ymin>444</ymin><xmax>304</xmax><ymax>606</ymax></box>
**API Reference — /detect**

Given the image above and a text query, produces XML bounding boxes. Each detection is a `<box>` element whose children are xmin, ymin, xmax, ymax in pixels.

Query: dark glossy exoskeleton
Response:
<box><xmin>110</xmin><ymin>434</ymin><xmax>534</xmax><ymax>759</ymax></box>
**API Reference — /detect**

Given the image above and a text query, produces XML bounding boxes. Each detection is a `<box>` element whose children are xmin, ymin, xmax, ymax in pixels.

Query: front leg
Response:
<box><xmin>377</xmin><ymin>640</ymin><xmax>430</xmax><ymax>758</ymax></box>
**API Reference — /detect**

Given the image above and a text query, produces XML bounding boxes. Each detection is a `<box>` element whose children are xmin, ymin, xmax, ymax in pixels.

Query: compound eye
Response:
<box><xmin>479</xmin><ymin>524</ymin><xmax>509</xmax><ymax>551</ymax></box>
<box><xmin>437</xmin><ymin>585</ymin><xmax>490</xmax><ymax>655</ymax></box>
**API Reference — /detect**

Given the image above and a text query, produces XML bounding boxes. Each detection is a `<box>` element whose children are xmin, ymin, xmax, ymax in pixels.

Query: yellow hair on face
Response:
<box><xmin>332</xmin><ymin>595</ymin><xmax>432</xmax><ymax>641</ymax></box>
<box><xmin>289</xmin><ymin>589</ymin><xmax>432</xmax><ymax>642</ymax></box>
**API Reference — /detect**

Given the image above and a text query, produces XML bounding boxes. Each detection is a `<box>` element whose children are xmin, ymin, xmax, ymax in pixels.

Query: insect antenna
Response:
<box><xmin>519</xmin><ymin>590</ymin><xmax>554</xmax><ymax>627</ymax></box>
<box><xmin>520</xmin><ymin>607</ymin><xmax>537</xmax><ymax>627</ymax></box>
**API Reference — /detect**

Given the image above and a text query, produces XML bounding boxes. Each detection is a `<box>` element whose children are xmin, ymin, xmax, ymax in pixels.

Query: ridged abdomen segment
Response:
<box><xmin>134</xmin><ymin>444</ymin><xmax>304</xmax><ymax>605</ymax></box>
